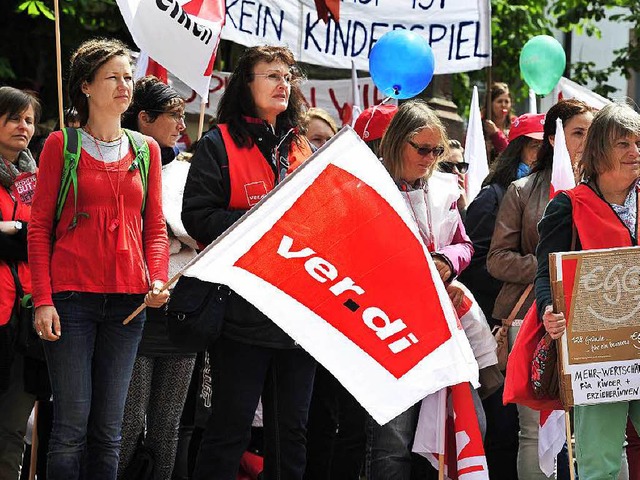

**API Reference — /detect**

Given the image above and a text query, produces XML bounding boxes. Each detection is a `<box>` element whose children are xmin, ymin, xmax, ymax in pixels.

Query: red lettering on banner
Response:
<box><xmin>234</xmin><ymin>164</ymin><xmax>452</xmax><ymax>378</ymax></box>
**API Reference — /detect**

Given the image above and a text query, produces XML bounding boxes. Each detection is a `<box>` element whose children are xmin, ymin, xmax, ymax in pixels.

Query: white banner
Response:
<box><xmin>182</xmin><ymin>128</ymin><xmax>479</xmax><ymax>424</ymax></box>
<box><xmin>171</xmin><ymin>70</ymin><xmax>386</xmax><ymax>125</ymax></box>
<box><xmin>220</xmin><ymin>0</ymin><xmax>491</xmax><ymax>74</ymax></box>
<box><xmin>116</xmin><ymin>0</ymin><xmax>224</xmax><ymax>98</ymax></box>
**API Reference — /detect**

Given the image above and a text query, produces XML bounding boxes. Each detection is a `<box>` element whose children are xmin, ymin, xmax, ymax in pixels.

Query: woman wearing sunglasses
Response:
<box><xmin>366</xmin><ymin>99</ymin><xmax>475</xmax><ymax>480</ymax></box>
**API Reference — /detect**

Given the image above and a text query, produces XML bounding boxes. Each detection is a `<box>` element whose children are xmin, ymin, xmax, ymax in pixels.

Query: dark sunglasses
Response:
<box><xmin>407</xmin><ymin>140</ymin><xmax>445</xmax><ymax>158</ymax></box>
<box><xmin>439</xmin><ymin>161</ymin><xmax>469</xmax><ymax>174</ymax></box>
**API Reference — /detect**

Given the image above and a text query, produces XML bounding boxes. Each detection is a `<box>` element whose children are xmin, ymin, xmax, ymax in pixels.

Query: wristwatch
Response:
<box><xmin>14</xmin><ymin>221</ymin><xmax>23</xmax><ymax>231</ymax></box>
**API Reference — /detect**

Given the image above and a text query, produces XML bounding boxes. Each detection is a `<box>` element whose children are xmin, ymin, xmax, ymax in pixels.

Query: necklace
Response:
<box><xmin>82</xmin><ymin>126</ymin><xmax>123</xmax><ymax>143</ymax></box>
<box><xmin>88</xmin><ymin>130</ymin><xmax>123</xmax><ymax>232</ymax></box>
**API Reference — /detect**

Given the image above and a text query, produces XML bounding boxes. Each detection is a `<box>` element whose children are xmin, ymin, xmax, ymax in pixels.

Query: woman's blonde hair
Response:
<box><xmin>304</xmin><ymin>107</ymin><xmax>338</xmax><ymax>134</ymax></box>
<box><xmin>580</xmin><ymin>102</ymin><xmax>640</xmax><ymax>179</ymax></box>
<box><xmin>380</xmin><ymin>99</ymin><xmax>449</xmax><ymax>182</ymax></box>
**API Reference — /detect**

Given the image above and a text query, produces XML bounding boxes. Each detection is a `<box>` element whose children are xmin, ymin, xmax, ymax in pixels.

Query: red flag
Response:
<box><xmin>314</xmin><ymin>0</ymin><xmax>340</xmax><ymax>22</ymax></box>
<box><xmin>135</xmin><ymin>52</ymin><xmax>168</xmax><ymax>84</ymax></box>
<box><xmin>414</xmin><ymin>384</ymin><xmax>489</xmax><ymax>479</ymax></box>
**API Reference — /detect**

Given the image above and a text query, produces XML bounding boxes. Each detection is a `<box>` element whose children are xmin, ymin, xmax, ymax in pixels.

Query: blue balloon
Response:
<box><xmin>369</xmin><ymin>30</ymin><xmax>435</xmax><ymax>100</ymax></box>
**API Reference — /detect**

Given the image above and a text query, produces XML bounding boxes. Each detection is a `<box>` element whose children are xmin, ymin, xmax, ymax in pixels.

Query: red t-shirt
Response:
<box><xmin>28</xmin><ymin>131</ymin><xmax>169</xmax><ymax>307</ymax></box>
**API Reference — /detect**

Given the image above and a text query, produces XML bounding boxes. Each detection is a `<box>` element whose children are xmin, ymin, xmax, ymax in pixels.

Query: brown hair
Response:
<box><xmin>531</xmin><ymin>98</ymin><xmax>593</xmax><ymax>173</ymax></box>
<box><xmin>380</xmin><ymin>99</ymin><xmax>449</xmax><ymax>182</ymax></box>
<box><xmin>217</xmin><ymin>45</ymin><xmax>306</xmax><ymax>148</ymax></box>
<box><xmin>122</xmin><ymin>75</ymin><xmax>184</xmax><ymax>130</ymax></box>
<box><xmin>0</xmin><ymin>86</ymin><xmax>41</xmax><ymax>125</ymax></box>
<box><xmin>68</xmin><ymin>38</ymin><xmax>131</xmax><ymax>126</ymax></box>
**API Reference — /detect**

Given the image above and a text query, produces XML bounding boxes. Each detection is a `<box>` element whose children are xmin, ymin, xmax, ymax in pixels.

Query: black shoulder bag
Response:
<box><xmin>165</xmin><ymin>275</ymin><xmax>230</xmax><ymax>353</ymax></box>
<box><xmin>8</xmin><ymin>263</ymin><xmax>45</xmax><ymax>361</ymax></box>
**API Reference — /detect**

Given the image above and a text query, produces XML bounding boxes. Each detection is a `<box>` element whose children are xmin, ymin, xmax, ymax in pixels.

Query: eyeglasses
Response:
<box><xmin>250</xmin><ymin>72</ymin><xmax>294</xmax><ymax>85</ymax></box>
<box><xmin>407</xmin><ymin>140</ymin><xmax>445</xmax><ymax>158</ymax></box>
<box><xmin>146</xmin><ymin>110</ymin><xmax>186</xmax><ymax>124</ymax></box>
<box><xmin>439</xmin><ymin>161</ymin><xmax>469</xmax><ymax>174</ymax></box>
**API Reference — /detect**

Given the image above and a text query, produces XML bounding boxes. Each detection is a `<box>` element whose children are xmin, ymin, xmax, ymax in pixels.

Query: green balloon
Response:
<box><xmin>519</xmin><ymin>35</ymin><xmax>566</xmax><ymax>96</ymax></box>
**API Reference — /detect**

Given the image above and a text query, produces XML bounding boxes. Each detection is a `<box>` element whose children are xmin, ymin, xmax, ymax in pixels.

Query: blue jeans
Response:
<box><xmin>192</xmin><ymin>337</ymin><xmax>316</xmax><ymax>480</ymax></box>
<box><xmin>44</xmin><ymin>292</ymin><xmax>145</xmax><ymax>480</ymax></box>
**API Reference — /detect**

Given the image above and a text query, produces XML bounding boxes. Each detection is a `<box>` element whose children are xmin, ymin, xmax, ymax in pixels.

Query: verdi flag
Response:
<box><xmin>116</xmin><ymin>0</ymin><xmax>225</xmax><ymax>98</ymax></box>
<box><xmin>181</xmin><ymin>128</ymin><xmax>479</xmax><ymax>424</ymax></box>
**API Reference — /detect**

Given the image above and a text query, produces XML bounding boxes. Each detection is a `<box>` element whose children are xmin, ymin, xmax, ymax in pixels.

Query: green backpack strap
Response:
<box><xmin>56</xmin><ymin>127</ymin><xmax>82</xmax><ymax>228</ymax></box>
<box><xmin>124</xmin><ymin>128</ymin><xmax>150</xmax><ymax>213</ymax></box>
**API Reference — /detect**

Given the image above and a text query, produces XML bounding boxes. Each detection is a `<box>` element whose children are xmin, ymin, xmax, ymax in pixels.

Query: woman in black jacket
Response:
<box><xmin>181</xmin><ymin>45</ymin><xmax>314</xmax><ymax>480</ymax></box>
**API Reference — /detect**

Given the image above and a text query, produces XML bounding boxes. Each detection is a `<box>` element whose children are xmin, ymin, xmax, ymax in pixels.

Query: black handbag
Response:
<box><xmin>165</xmin><ymin>275</ymin><xmax>230</xmax><ymax>353</ymax></box>
<box><xmin>8</xmin><ymin>263</ymin><xmax>45</xmax><ymax>361</ymax></box>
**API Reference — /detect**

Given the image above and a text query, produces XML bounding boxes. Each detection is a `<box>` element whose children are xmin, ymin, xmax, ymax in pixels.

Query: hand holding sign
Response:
<box><xmin>519</xmin><ymin>35</ymin><xmax>566</xmax><ymax>96</ymax></box>
<box><xmin>369</xmin><ymin>30</ymin><xmax>435</xmax><ymax>100</ymax></box>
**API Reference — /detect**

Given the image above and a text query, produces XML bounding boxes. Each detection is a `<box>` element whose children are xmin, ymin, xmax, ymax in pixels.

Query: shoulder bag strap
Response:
<box><xmin>503</xmin><ymin>283</ymin><xmax>533</xmax><ymax>327</ymax></box>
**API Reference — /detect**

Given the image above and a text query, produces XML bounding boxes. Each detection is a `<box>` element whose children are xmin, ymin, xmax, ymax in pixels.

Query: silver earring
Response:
<box><xmin>85</xmin><ymin>93</ymin><xmax>90</xmax><ymax>98</ymax></box>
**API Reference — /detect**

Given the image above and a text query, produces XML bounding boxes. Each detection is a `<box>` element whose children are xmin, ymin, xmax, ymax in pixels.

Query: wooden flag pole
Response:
<box><xmin>565</xmin><ymin>411</ymin><xmax>575</xmax><ymax>480</ymax></box>
<box><xmin>54</xmin><ymin>0</ymin><xmax>64</xmax><ymax>128</ymax></box>
<box><xmin>197</xmin><ymin>95</ymin><xmax>207</xmax><ymax>140</ymax></box>
<box><xmin>28</xmin><ymin>401</ymin><xmax>39</xmax><ymax>480</ymax></box>
<box><xmin>438</xmin><ymin>453</ymin><xmax>445</xmax><ymax>480</ymax></box>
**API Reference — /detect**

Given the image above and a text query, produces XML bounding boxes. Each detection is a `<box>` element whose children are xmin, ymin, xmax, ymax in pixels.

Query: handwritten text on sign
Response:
<box><xmin>553</xmin><ymin>247</ymin><xmax>640</xmax><ymax>405</ymax></box>
<box><xmin>220</xmin><ymin>0</ymin><xmax>491</xmax><ymax>74</ymax></box>
<box><xmin>570</xmin><ymin>360</ymin><xmax>640</xmax><ymax>404</ymax></box>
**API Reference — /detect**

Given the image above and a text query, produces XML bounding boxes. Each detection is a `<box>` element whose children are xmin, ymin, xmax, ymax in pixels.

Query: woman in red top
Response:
<box><xmin>28</xmin><ymin>38</ymin><xmax>169</xmax><ymax>480</ymax></box>
<box><xmin>0</xmin><ymin>86</ymin><xmax>40</xmax><ymax>480</ymax></box>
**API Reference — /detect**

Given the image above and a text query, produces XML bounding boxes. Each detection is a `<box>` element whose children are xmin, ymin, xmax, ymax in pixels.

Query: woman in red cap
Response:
<box><xmin>486</xmin><ymin>100</ymin><xmax>593</xmax><ymax>480</ymax></box>
<box><xmin>354</xmin><ymin>103</ymin><xmax>398</xmax><ymax>156</ymax></box>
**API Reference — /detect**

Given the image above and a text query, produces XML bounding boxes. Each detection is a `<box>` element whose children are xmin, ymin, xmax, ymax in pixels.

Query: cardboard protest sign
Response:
<box><xmin>551</xmin><ymin>246</ymin><xmax>640</xmax><ymax>407</ymax></box>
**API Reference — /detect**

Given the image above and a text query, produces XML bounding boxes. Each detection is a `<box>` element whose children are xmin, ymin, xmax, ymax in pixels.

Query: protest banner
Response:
<box><xmin>174</xmin><ymin>128</ymin><xmax>479</xmax><ymax>424</ymax></box>
<box><xmin>551</xmin><ymin>246</ymin><xmax>640</xmax><ymax>407</ymax></box>
<box><xmin>170</xmin><ymin>70</ymin><xmax>386</xmax><ymax>125</ymax></box>
<box><xmin>221</xmin><ymin>0</ymin><xmax>491</xmax><ymax>74</ymax></box>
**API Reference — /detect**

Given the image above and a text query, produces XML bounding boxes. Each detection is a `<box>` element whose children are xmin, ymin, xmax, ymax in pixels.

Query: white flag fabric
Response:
<box><xmin>116</xmin><ymin>0</ymin><xmax>224</xmax><ymax>98</ymax></box>
<box><xmin>464</xmin><ymin>86</ymin><xmax>489</xmax><ymax>203</ymax></box>
<box><xmin>538</xmin><ymin>410</ymin><xmax>566</xmax><ymax>477</ymax></box>
<box><xmin>181</xmin><ymin>128</ymin><xmax>479</xmax><ymax>424</ymax></box>
<box><xmin>529</xmin><ymin>88</ymin><xmax>537</xmax><ymax>114</ymax></box>
<box><xmin>350</xmin><ymin>60</ymin><xmax>362</xmax><ymax>127</ymax></box>
<box><xmin>550</xmin><ymin>118</ymin><xmax>575</xmax><ymax>197</ymax></box>
<box><xmin>558</xmin><ymin>77</ymin><xmax>611</xmax><ymax>110</ymax></box>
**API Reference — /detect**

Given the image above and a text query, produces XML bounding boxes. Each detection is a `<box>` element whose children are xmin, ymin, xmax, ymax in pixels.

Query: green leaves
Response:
<box><xmin>16</xmin><ymin>0</ymin><xmax>54</xmax><ymax>20</ymax></box>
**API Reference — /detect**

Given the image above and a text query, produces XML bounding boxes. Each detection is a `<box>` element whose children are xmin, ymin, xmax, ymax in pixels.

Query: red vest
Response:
<box><xmin>564</xmin><ymin>183</ymin><xmax>638</xmax><ymax>249</ymax></box>
<box><xmin>218</xmin><ymin>124</ymin><xmax>312</xmax><ymax>210</ymax></box>
<box><xmin>0</xmin><ymin>186</ymin><xmax>32</xmax><ymax>326</ymax></box>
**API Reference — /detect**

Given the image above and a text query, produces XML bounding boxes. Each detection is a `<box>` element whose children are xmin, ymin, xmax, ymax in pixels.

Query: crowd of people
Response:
<box><xmin>0</xmin><ymin>37</ymin><xmax>639</xmax><ymax>480</ymax></box>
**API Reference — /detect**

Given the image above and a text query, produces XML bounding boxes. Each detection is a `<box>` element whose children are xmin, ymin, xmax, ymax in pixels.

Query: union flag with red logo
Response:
<box><xmin>182</xmin><ymin>128</ymin><xmax>479</xmax><ymax>424</ymax></box>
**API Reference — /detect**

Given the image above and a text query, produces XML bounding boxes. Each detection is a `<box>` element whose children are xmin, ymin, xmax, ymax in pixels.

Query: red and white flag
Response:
<box><xmin>413</xmin><ymin>383</ymin><xmax>489</xmax><ymax>480</ymax></box>
<box><xmin>538</xmin><ymin>409</ymin><xmax>566</xmax><ymax>477</ymax></box>
<box><xmin>550</xmin><ymin>117</ymin><xmax>575</xmax><ymax>198</ymax></box>
<box><xmin>134</xmin><ymin>51</ymin><xmax>168</xmax><ymax>83</ymax></box>
<box><xmin>465</xmin><ymin>86</ymin><xmax>489</xmax><ymax>203</ymax></box>
<box><xmin>116</xmin><ymin>0</ymin><xmax>225</xmax><ymax>98</ymax></box>
<box><xmin>181</xmin><ymin>128</ymin><xmax>479</xmax><ymax>424</ymax></box>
